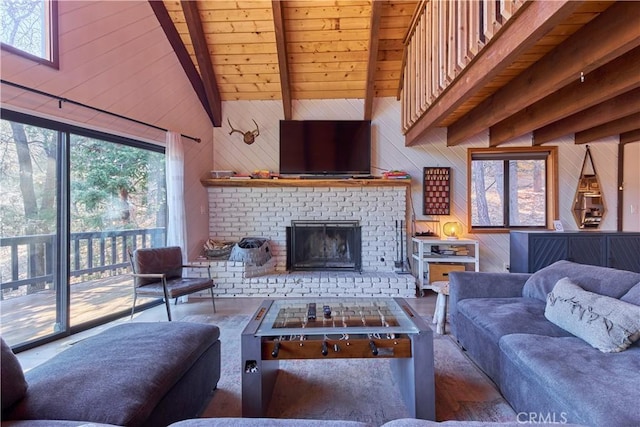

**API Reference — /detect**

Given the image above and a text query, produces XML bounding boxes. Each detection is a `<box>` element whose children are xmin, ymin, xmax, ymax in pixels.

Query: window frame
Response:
<box><xmin>1</xmin><ymin>0</ymin><xmax>59</xmax><ymax>69</ymax></box>
<box><xmin>467</xmin><ymin>146</ymin><xmax>559</xmax><ymax>233</ymax></box>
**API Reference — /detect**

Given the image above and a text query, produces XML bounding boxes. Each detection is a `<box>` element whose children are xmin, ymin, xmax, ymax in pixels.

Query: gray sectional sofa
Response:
<box><xmin>1</xmin><ymin>322</ymin><xmax>221</xmax><ymax>427</ymax></box>
<box><xmin>449</xmin><ymin>260</ymin><xmax>640</xmax><ymax>427</ymax></box>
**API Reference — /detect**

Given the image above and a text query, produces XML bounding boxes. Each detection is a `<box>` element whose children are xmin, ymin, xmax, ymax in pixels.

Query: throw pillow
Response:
<box><xmin>1</xmin><ymin>338</ymin><xmax>28</xmax><ymax>412</ymax></box>
<box><xmin>545</xmin><ymin>277</ymin><xmax>640</xmax><ymax>352</ymax></box>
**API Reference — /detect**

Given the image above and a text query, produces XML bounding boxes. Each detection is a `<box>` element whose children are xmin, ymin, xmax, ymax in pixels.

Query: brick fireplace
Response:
<box><xmin>194</xmin><ymin>179</ymin><xmax>414</xmax><ymax>298</ymax></box>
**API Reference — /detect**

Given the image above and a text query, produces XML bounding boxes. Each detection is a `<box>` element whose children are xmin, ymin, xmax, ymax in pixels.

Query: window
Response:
<box><xmin>1</xmin><ymin>0</ymin><xmax>58</xmax><ymax>68</ymax></box>
<box><xmin>468</xmin><ymin>147</ymin><xmax>558</xmax><ymax>232</ymax></box>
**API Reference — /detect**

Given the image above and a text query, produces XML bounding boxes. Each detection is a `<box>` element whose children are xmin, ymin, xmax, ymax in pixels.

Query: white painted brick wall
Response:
<box><xmin>201</xmin><ymin>185</ymin><xmax>412</xmax><ymax>297</ymax></box>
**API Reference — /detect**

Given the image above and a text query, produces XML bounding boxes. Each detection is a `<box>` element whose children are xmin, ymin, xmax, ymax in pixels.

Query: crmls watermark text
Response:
<box><xmin>517</xmin><ymin>412</ymin><xmax>569</xmax><ymax>424</ymax></box>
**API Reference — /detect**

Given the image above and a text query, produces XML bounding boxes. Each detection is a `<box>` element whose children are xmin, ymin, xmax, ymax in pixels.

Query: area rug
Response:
<box><xmin>186</xmin><ymin>313</ymin><xmax>516</xmax><ymax>425</ymax></box>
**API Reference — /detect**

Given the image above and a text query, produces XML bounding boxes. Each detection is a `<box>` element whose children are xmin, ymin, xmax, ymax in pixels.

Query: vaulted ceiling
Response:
<box><xmin>152</xmin><ymin>0</ymin><xmax>640</xmax><ymax>147</ymax></box>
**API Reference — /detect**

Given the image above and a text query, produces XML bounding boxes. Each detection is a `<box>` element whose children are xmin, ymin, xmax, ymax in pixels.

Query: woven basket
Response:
<box><xmin>204</xmin><ymin>241</ymin><xmax>235</xmax><ymax>259</ymax></box>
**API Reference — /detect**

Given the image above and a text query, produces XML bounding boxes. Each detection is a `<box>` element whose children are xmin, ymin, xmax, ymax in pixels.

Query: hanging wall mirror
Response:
<box><xmin>572</xmin><ymin>146</ymin><xmax>605</xmax><ymax>229</ymax></box>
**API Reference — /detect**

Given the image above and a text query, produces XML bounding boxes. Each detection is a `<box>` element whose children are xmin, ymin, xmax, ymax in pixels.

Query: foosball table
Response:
<box><xmin>241</xmin><ymin>297</ymin><xmax>435</xmax><ymax>420</ymax></box>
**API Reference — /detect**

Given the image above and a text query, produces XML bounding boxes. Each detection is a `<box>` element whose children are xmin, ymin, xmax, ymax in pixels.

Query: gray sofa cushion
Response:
<box><xmin>168</xmin><ymin>419</ymin><xmax>373</xmax><ymax>427</ymax></box>
<box><xmin>545</xmin><ymin>278</ymin><xmax>640</xmax><ymax>352</ymax></box>
<box><xmin>621</xmin><ymin>281</ymin><xmax>640</xmax><ymax>305</ymax></box>
<box><xmin>6</xmin><ymin>322</ymin><xmax>220</xmax><ymax>426</ymax></box>
<box><xmin>1</xmin><ymin>338</ymin><xmax>28</xmax><ymax>414</ymax></box>
<box><xmin>522</xmin><ymin>260</ymin><xmax>640</xmax><ymax>302</ymax></box>
<box><xmin>382</xmin><ymin>420</ymin><xmax>585</xmax><ymax>427</ymax></box>
<box><xmin>454</xmin><ymin>297</ymin><xmax>571</xmax><ymax>383</ymax></box>
<box><xmin>499</xmin><ymin>333</ymin><xmax>640</xmax><ymax>427</ymax></box>
<box><xmin>1</xmin><ymin>421</ymin><xmax>120</xmax><ymax>426</ymax></box>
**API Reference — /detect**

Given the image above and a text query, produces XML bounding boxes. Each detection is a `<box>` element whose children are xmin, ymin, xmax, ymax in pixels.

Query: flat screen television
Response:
<box><xmin>279</xmin><ymin>120</ymin><xmax>371</xmax><ymax>175</ymax></box>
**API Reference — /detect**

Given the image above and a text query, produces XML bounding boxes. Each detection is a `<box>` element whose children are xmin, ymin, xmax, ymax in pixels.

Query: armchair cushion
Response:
<box><xmin>132</xmin><ymin>246</ymin><xmax>183</xmax><ymax>287</ymax></box>
<box><xmin>134</xmin><ymin>277</ymin><xmax>214</xmax><ymax>299</ymax></box>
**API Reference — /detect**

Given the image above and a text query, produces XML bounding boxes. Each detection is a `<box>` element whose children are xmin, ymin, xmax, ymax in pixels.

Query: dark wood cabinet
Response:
<box><xmin>509</xmin><ymin>231</ymin><xmax>640</xmax><ymax>273</ymax></box>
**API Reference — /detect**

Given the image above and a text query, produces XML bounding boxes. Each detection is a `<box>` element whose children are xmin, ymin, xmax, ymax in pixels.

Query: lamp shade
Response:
<box><xmin>442</xmin><ymin>222</ymin><xmax>462</xmax><ymax>240</ymax></box>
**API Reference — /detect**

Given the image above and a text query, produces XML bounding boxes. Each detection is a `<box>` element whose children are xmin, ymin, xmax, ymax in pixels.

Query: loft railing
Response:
<box><xmin>0</xmin><ymin>228</ymin><xmax>165</xmax><ymax>295</ymax></box>
<box><xmin>401</xmin><ymin>0</ymin><xmax>525</xmax><ymax>132</ymax></box>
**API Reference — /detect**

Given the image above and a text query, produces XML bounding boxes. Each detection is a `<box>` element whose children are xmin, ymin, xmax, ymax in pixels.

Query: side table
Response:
<box><xmin>425</xmin><ymin>280</ymin><xmax>449</xmax><ymax>334</ymax></box>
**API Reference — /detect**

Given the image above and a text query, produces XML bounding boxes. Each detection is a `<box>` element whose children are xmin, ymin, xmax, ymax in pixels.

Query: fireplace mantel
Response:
<box><xmin>201</xmin><ymin>178</ymin><xmax>410</xmax><ymax>188</ymax></box>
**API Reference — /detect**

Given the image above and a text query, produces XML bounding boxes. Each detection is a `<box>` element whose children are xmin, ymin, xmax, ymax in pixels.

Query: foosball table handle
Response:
<box><xmin>271</xmin><ymin>341</ymin><xmax>280</xmax><ymax>358</ymax></box>
<box><xmin>321</xmin><ymin>340</ymin><xmax>329</xmax><ymax>356</ymax></box>
<box><xmin>369</xmin><ymin>340</ymin><xmax>378</xmax><ymax>356</ymax></box>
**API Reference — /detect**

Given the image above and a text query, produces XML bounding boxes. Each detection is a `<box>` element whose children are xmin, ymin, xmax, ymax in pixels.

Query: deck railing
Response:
<box><xmin>401</xmin><ymin>0</ymin><xmax>525</xmax><ymax>132</ymax></box>
<box><xmin>0</xmin><ymin>228</ymin><xmax>165</xmax><ymax>295</ymax></box>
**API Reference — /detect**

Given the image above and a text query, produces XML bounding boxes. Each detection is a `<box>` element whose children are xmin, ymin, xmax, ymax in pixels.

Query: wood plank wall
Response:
<box><xmin>1</xmin><ymin>1</ymin><xmax>214</xmax><ymax>260</ymax></box>
<box><xmin>215</xmin><ymin>98</ymin><xmax>621</xmax><ymax>272</ymax></box>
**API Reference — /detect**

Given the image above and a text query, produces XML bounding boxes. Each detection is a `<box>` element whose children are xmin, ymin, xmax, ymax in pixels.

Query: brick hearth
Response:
<box><xmin>194</xmin><ymin>180</ymin><xmax>414</xmax><ymax>298</ymax></box>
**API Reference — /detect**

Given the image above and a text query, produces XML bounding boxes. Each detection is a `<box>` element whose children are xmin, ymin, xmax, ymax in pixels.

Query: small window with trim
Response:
<box><xmin>468</xmin><ymin>146</ymin><xmax>558</xmax><ymax>232</ymax></box>
<box><xmin>1</xmin><ymin>0</ymin><xmax>58</xmax><ymax>68</ymax></box>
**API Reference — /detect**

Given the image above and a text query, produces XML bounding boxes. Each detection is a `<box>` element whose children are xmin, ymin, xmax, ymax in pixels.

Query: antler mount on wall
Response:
<box><xmin>227</xmin><ymin>118</ymin><xmax>260</xmax><ymax>145</ymax></box>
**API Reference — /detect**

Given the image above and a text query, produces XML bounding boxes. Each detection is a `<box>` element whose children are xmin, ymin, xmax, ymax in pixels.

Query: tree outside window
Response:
<box><xmin>468</xmin><ymin>147</ymin><xmax>558</xmax><ymax>232</ymax></box>
<box><xmin>1</xmin><ymin>0</ymin><xmax>58</xmax><ymax>68</ymax></box>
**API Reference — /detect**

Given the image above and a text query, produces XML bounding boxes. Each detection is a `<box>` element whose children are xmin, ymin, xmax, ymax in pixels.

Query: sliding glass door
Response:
<box><xmin>68</xmin><ymin>134</ymin><xmax>166</xmax><ymax>328</ymax></box>
<box><xmin>0</xmin><ymin>110</ymin><xmax>166</xmax><ymax>350</ymax></box>
<box><xmin>0</xmin><ymin>119</ymin><xmax>64</xmax><ymax>347</ymax></box>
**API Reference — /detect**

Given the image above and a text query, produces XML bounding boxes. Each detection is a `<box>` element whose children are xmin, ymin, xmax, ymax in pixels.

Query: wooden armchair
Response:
<box><xmin>128</xmin><ymin>246</ymin><xmax>216</xmax><ymax>321</ymax></box>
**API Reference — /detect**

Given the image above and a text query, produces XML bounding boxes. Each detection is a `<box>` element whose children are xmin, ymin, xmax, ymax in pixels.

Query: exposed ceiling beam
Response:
<box><xmin>181</xmin><ymin>0</ymin><xmax>222</xmax><ymax>127</ymax></box>
<box><xmin>489</xmin><ymin>47</ymin><xmax>640</xmax><ymax>146</ymax></box>
<box><xmin>533</xmin><ymin>88</ymin><xmax>640</xmax><ymax>145</ymax></box>
<box><xmin>448</xmin><ymin>1</ymin><xmax>640</xmax><ymax>146</ymax></box>
<box><xmin>575</xmin><ymin>113</ymin><xmax>640</xmax><ymax>145</ymax></box>
<box><xmin>148</xmin><ymin>1</ymin><xmax>216</xmax><ymax>126</ymax></box>
<box><xmin>403</xmin><ymin>0</ymin><xmax>581</xmax><ymax>146</ymax></box>
<box><xmin>621</xmin><ymin>129</ymin><xmax>640</xmax><ymax>145</ymax></box>
<box><xmin>364</xmin><ymin>1</ymin><xmax>382</xmax><ymax>121</ymax></box>
<box><xmin>272</xmin><ymin>1</ymin><xmax>292</xmax><ymax>120</ymax></box>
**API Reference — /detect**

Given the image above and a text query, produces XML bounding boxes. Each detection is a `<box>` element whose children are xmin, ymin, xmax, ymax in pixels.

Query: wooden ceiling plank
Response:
<box><xmin>448</xmin><ymin>1</ymin><xmax>640</xmax><ymax>146</ymax></box>
<box><xmin>181</xmin><ymin>0</ymin><xmax>222</xmax><ymax>126</ymax></box>
<box><xmin>620</xmin><ymin>129</ymin><xmax>640</xmax><ymax>145</ymax></box>
<box><xmin>489</xmin><ymin>47</ymin><xmax>640</xmax><ymax>146</ymax></box>
<box><xmin>404</xmin><ymin>0</ymin><xmax>580</xmax><ymax>146</ymax></box>
<box><xmin>364</xmin><ymin>1</ymin><xmax>382</xmax><ymax>120</ymax></box>
<box><xmin>272</xmin><ymin>0</ymin><xmax>292</xmax><ymax>120</ymax></box>
<box><xmin>533</xmin><ymin>88</ymin><xmax>640</xmax><ymax>145</ymax></box>
<box><xmin>285</xmin><ymin>5</ymin><xmax>371</xmax><ymax>20</ymax></box>
<box><xmin>575</xmin><ymin>112</ymin><xmax>640</xmax><ymax>145</ymax></box>
<box><xmin>151</xmin><ymin>1</ymin><xmax>216</xmax><ymax>126</ymax></box>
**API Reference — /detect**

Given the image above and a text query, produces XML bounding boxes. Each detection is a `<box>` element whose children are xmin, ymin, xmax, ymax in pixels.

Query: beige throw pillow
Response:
<box><xmin>545</xmin><ymin>277</ymin><xmax>640</xmax><ymax>352</ymax></box>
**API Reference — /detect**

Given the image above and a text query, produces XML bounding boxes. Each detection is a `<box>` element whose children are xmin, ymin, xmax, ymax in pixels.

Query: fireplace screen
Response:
<box><xmin>286</xmin><ymin>221</ymin><xmax>361</xmax><ymax>272</ymax></box>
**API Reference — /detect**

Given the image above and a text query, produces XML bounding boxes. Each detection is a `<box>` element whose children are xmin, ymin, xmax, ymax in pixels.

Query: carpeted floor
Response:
<box><xmin>190</xmin><ymin>313</ymin><xmax>516</xmax><ymax>425</ymax></box>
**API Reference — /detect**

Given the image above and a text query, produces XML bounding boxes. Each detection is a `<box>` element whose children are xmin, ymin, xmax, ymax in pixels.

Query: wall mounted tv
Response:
<box><xmin>279</xmin><ymin>120</ymin><xmax>371</xmax><ymax>176</ymax></box>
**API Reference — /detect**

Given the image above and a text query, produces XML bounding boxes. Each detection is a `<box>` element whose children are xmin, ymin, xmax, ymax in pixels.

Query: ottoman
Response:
<box><xmin>3</xmin><ymin>322</ymin><xmax>221</xmax><ymax>427</ymax></box>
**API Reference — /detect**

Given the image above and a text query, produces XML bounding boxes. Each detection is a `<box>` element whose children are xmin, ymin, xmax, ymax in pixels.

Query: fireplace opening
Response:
<box><xmin>286</xmin><ymin>220</ymin><xmax>361</xmax><ymax>272</ymax></box>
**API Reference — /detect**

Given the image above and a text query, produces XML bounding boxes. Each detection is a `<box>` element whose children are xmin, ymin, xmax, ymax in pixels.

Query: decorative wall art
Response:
<box><xmin>423</xmin><ymin>167</ymin><xmax>451</xmax><ymax>215</ymax></box>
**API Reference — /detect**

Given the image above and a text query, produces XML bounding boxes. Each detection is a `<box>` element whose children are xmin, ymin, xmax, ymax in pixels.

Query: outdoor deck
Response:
<box><xmin>0</xmin><ymin>275</ymin><xmax>157</xmax><ymax>347</ymax></box>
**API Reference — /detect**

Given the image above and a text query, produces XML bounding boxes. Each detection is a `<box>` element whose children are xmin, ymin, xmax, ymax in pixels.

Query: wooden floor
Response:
<box><xmin>14</xmin><ymin>294</ymin><xmax>438</xmax><ymax>371</ymax></box>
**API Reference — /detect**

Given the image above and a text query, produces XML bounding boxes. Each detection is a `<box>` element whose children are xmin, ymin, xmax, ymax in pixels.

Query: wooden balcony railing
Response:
<box><xmin>401</xmin><ymin>0</ymin><xmax>525</xmax><ymax>132</ymax></box>
<box><xmin>0</xmin><ymin>228</ymin><xmax>165</xmax><ymax>296</ymax></box>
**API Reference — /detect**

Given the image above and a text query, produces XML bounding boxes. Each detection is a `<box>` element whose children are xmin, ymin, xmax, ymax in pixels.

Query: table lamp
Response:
<box><xmin>442</xmin><ymin>221</ymin><xmax>462</xmax><ymax>240</ymax></box>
